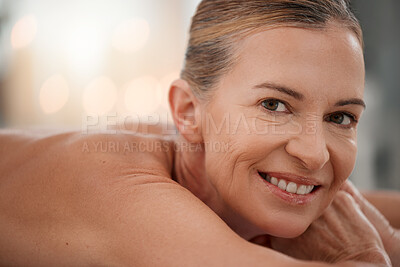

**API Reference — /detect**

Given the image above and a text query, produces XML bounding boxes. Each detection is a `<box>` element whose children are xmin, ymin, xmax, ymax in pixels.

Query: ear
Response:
<box><xmin>169</xmin><ymin>79</ymin><xmax>203</xmax><ymax>143</ymax></box>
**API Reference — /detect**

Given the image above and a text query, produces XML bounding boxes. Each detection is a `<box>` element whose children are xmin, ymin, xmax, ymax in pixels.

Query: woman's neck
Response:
<box><xmin>171</xmin><ymin>136</ymin><xmax>264</xmax><ymax>240</ymax></box>
<box><xmin>172</xmin><ymin>136</ymin><xmax>221</xmax><ymax>210</ymax></box>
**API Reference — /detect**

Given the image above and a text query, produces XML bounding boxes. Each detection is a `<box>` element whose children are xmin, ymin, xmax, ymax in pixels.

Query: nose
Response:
<box><xmin>284</xmin><ymin>123</ymin><xmax>330</xmax><ymax>171</ymax></box>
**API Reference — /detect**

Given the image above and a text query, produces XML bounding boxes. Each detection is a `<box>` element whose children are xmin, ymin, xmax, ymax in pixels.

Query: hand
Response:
<box><xmin>341</xmin><ymin>181</ymin><xmax>400</xmax><ymax>266</ymax></box>
<box><xmin>268</xmin><ymin>190</ymin><xmax>391</xmax><ymax>265</ymax></box>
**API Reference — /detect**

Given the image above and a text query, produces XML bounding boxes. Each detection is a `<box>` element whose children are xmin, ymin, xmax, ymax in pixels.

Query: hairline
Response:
<box><xmin>197</xmin><ymin>19</ymin><xmax>363</xmax><ymax>103</ymax></box>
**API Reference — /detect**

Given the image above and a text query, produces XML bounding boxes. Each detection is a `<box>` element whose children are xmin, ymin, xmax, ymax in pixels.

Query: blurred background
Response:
<box><xmin>0</xmin><ymin>0</ymin><xmax>398</xmax><ymax>190</ymax></box>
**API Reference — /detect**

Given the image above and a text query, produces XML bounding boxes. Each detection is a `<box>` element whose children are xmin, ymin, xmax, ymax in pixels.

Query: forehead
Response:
<box><xmin>222</xmin><ymin>25</ymin><xmax>365</xmax><ymax>100</ymax></box>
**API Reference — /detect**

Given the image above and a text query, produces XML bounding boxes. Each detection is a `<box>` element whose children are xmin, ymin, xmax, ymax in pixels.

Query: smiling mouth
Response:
<box><xmin>258</xmin><ymin>171</ymin><xmax>321</xmax><ymax>195</ymax></box>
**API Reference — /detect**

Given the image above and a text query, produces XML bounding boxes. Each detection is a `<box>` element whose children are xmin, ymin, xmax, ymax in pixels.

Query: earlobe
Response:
<box><xmin>168</xmin><ymin>79</ymin><xmax>203</xmax><ymax>143</ymax></box>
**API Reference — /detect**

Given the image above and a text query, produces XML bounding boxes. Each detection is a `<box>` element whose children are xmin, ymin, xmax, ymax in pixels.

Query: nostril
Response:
<box><xmin>284</xmin><ymin>139</ymin><xmax>329</xmax><ymax>171</ymax></box>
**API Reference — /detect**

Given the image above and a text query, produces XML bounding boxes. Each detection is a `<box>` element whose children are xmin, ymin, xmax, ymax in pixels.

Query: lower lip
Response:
<box><xmin>257</xmin><ymin>172</ymin><xmax>320</xmax><ymax>205</ymax></box>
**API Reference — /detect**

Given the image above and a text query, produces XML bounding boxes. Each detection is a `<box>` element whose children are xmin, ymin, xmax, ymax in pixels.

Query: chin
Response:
<box><xmin>262</xmin><ymin>215</ymin><xmax>313</xmax><ymax>238</ymax></box>
<box><xmin>269</xmin><ymin>224</ymin><xmax>310</xmax><ymax>238</ymax></box>
<box><xmin>272</xmin><ymin>227</ymin><xmax>308</xmax><ymax>239</ymax></box>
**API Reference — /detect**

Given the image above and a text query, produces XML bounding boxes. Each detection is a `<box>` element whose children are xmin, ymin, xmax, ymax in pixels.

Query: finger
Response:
<box><xmin>332</xmin><ymin>190</ymin><xmax>361</xmax><ymax>216</ymax></box>
<box><xmin>340</xmin><ymin>181</ymin><xmax>379</xmax><ymax>213</ymax></box>
<box><xmin>340</xmin><ymin>180</ymin><xmax>363</xmax><ymax>201</ymax></box>
<box><xmin>341</xmin><ymin>180</ymin><xmax>377</xmax><ymax>216</ymax></box>
<box><xmin>340</xmin><ymin>181</ymin><xmax>378</xmax><ymax>214</ymax></box>
<box><xmin>340</xmin><ymin>182</ymin><xmax>393</xmax><ymax>241</ymax></box>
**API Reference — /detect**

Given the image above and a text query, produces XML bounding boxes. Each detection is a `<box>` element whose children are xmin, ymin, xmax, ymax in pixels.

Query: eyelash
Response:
<box><xmin>260</xmin><ymin>98</ymin><xmax>291</xmax><ymax>114</ymax></box>
<box><xmin>260</xmin><ymin>98</ymin><xmax>359</xmax><ymax>128</ymax></box>
<box><xmin>324</xmin><ymin>111</ymin><xmax>358</xmax><ymax>128</ymax></box>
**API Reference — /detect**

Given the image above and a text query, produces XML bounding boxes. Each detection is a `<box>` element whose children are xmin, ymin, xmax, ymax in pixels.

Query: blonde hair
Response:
<box><xmin>181</xmin><ymin>0</ymin><xmax>363</xmax><ymax>99</ymax></box>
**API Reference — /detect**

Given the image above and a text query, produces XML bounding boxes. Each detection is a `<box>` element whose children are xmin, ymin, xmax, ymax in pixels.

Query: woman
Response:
<box><xmin>0</xmin><ymin>0</ymin><xmax>399</xmax><ymax>266</ymax></box>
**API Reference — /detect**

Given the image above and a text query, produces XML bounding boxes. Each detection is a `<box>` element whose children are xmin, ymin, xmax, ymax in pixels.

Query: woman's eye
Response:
<box><xmin>261</xmin><ymin>99</ymin><xmax>287</xmax><ymax>112</ymax></box>
<box><xmin>327</xmin><ymin>113</ymin><xmax>353</xmax><ymax>125</ymax></box>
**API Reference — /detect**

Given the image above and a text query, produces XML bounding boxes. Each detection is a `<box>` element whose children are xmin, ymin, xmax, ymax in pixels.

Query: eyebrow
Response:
<box><xmin>335</xmin><ymin>98</ymin><xmax>366</xmax><ymax>109</ymax></box>
<box><xmin>253</xmin><ymin>82</ymin><xmax>304</xmax><ymax>100</ymax></box>
<box><xmin>253</xmin><ymin>82</ymin><xmax>366</xmax><ymax>109</ymax></box>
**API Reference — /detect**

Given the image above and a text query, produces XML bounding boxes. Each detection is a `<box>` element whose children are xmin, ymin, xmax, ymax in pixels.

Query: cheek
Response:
<box><xmin>203</xmin><ymin>131</ymin><xmax>290</xmax><ymax>201</ymax></box>
<box><xmin>205</xmin><ymin>128</ymin><xmax>287</xmax><ymax>168</ymax></box>
<box><xmin>201</xmin><ymin>110</ymin><xmax>301</xmax><ymax>186</ymax></box>
<box><xmin>329</xmin><ymin>138</ymin><xmax>358</xmax><ymax>191</ymax></box>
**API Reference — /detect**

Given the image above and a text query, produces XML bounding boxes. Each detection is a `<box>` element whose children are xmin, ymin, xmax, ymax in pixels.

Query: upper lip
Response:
<box><xmin>258</xmin><ymin>171</ymin><xmax>323</xmax><ymax>186</ymax></box>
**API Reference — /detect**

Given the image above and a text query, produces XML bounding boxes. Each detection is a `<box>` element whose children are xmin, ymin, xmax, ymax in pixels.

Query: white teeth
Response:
<box><xmin>272</xmin><ymin>177</ymin><xmax>316</xmax><ymax>195</ymax></box>
<box><xmin>270</xmin><ymin>177</ymin><xmax>278</xmax><ymax>186</ymax></box>
<box><xmin>286</xmin><ymin>182</ymin><xmax>297</xmax><ymax>193</ymax></box>
<box><xmin>261</xmin><ymin>173</ymin><xmax>317</xmax><ymax>195</ymax></box>
<box><xmin>296</xmin><ymin>185</ymin><xmax>307</xmax><ymax>195</ymax></box>
<box><xmin>305</xmin><ymin>185</ymin><xmax>314</xmax><ymax>194</ymax></box>
<box><xmin>277</xmin><ymin>179</ymin><xmax>287</xmax><ymax>190</ymax></box>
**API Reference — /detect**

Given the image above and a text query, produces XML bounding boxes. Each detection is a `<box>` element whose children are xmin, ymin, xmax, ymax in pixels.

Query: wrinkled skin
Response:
<box><xmin>178</xmin><ymin>23</ymin><xmax>366</xmax><ymax>240</ymax></box>
<box><xmin>249</xmin><ymin>181</ymin><xmax>395</xmax><ymax>265</ymax></box>
<box><xmin>171</xmin><ymin>22</ymin><xmax>395</xmax><ymax>265</ymax></box>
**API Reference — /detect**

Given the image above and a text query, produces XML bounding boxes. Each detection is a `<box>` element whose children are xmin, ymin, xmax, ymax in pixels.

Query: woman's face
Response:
<box><xmin>200</xmin><ymin>25</ymin><xmax>365</xmax><ymax>239</ymax></box>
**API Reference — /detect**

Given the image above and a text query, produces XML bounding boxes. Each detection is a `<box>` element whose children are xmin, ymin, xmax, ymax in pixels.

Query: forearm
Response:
<box><xmin>362</xmin><ymin>190</ymin><xmax>400</xmax><ymax>228</ymax></box>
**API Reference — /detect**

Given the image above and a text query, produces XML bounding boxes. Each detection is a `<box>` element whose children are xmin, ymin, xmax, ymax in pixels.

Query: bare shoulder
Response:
<box><xmin>0</xmin><ymin>130</ymin><xmax>313</xmax><ymax>266</ymax></box>
<box><xmin>0</xmin><ymin>129</ymin><xmax>175</xmax><ymax>180</ymax></box>
<box><xmin>0</xmin><ymin>130</ymin><xmax>176</xmax><ymax>265</ymax></box>
<box><xmin>0</xmin><ymin>129</ymin><xmax>178</xmax><ymax>213</ymax></box>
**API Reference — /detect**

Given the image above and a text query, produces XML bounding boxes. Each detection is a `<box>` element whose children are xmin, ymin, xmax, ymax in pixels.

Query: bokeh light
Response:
<box><xmin>65</xmin><ymin>20</ymin><xmax>106</xmax><ymax>76</ymax></box>
<box><xmin>11</xmin><ymin>15</ymin><xmax>37</xmax><ymax>50</ymax></box>
<box><xmin>83</xmin><ymin>76</ymin><xmax>117</xmax><ymax>115</ymax></box>
<box><xmin>124</xmin><ymin>76</ymin><xmax>160</xmax><ymax>115</ymax></box>
<box><xmin>39</xmin><ymin>74</ymin><xmax>70</xmax><ymax>114</ymax></box>
<box><xmin>112</xmin><ymin>18</ymin><xmax>150</xmax><ymax>54</ymax></box>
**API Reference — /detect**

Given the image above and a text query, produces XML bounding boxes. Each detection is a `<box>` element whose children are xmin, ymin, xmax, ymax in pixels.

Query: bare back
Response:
<box><xmin>0</xmin><ymin>130</ymin><xmax>182</xmax><ymax>265</ymax></box>
<box><xmin>0</xmin><ymin>130</ymin><xmax>356</xmax><ymax>266</ymax></box>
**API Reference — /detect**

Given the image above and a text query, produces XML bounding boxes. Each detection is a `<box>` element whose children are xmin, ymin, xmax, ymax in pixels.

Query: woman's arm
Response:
<box><xmin>362</xmin><ymin>190</ymin><xmax>400</xmax><ymax>229</ymax></box>
<box><xmin>99</xmin><ymin>179</ymin><xmax>304</xmax><ymax>266</ymax></box>
<box><xmin>95</xmin><ymin>177</ymin><xmax>389</xmax><ymax>266</ymax></box>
